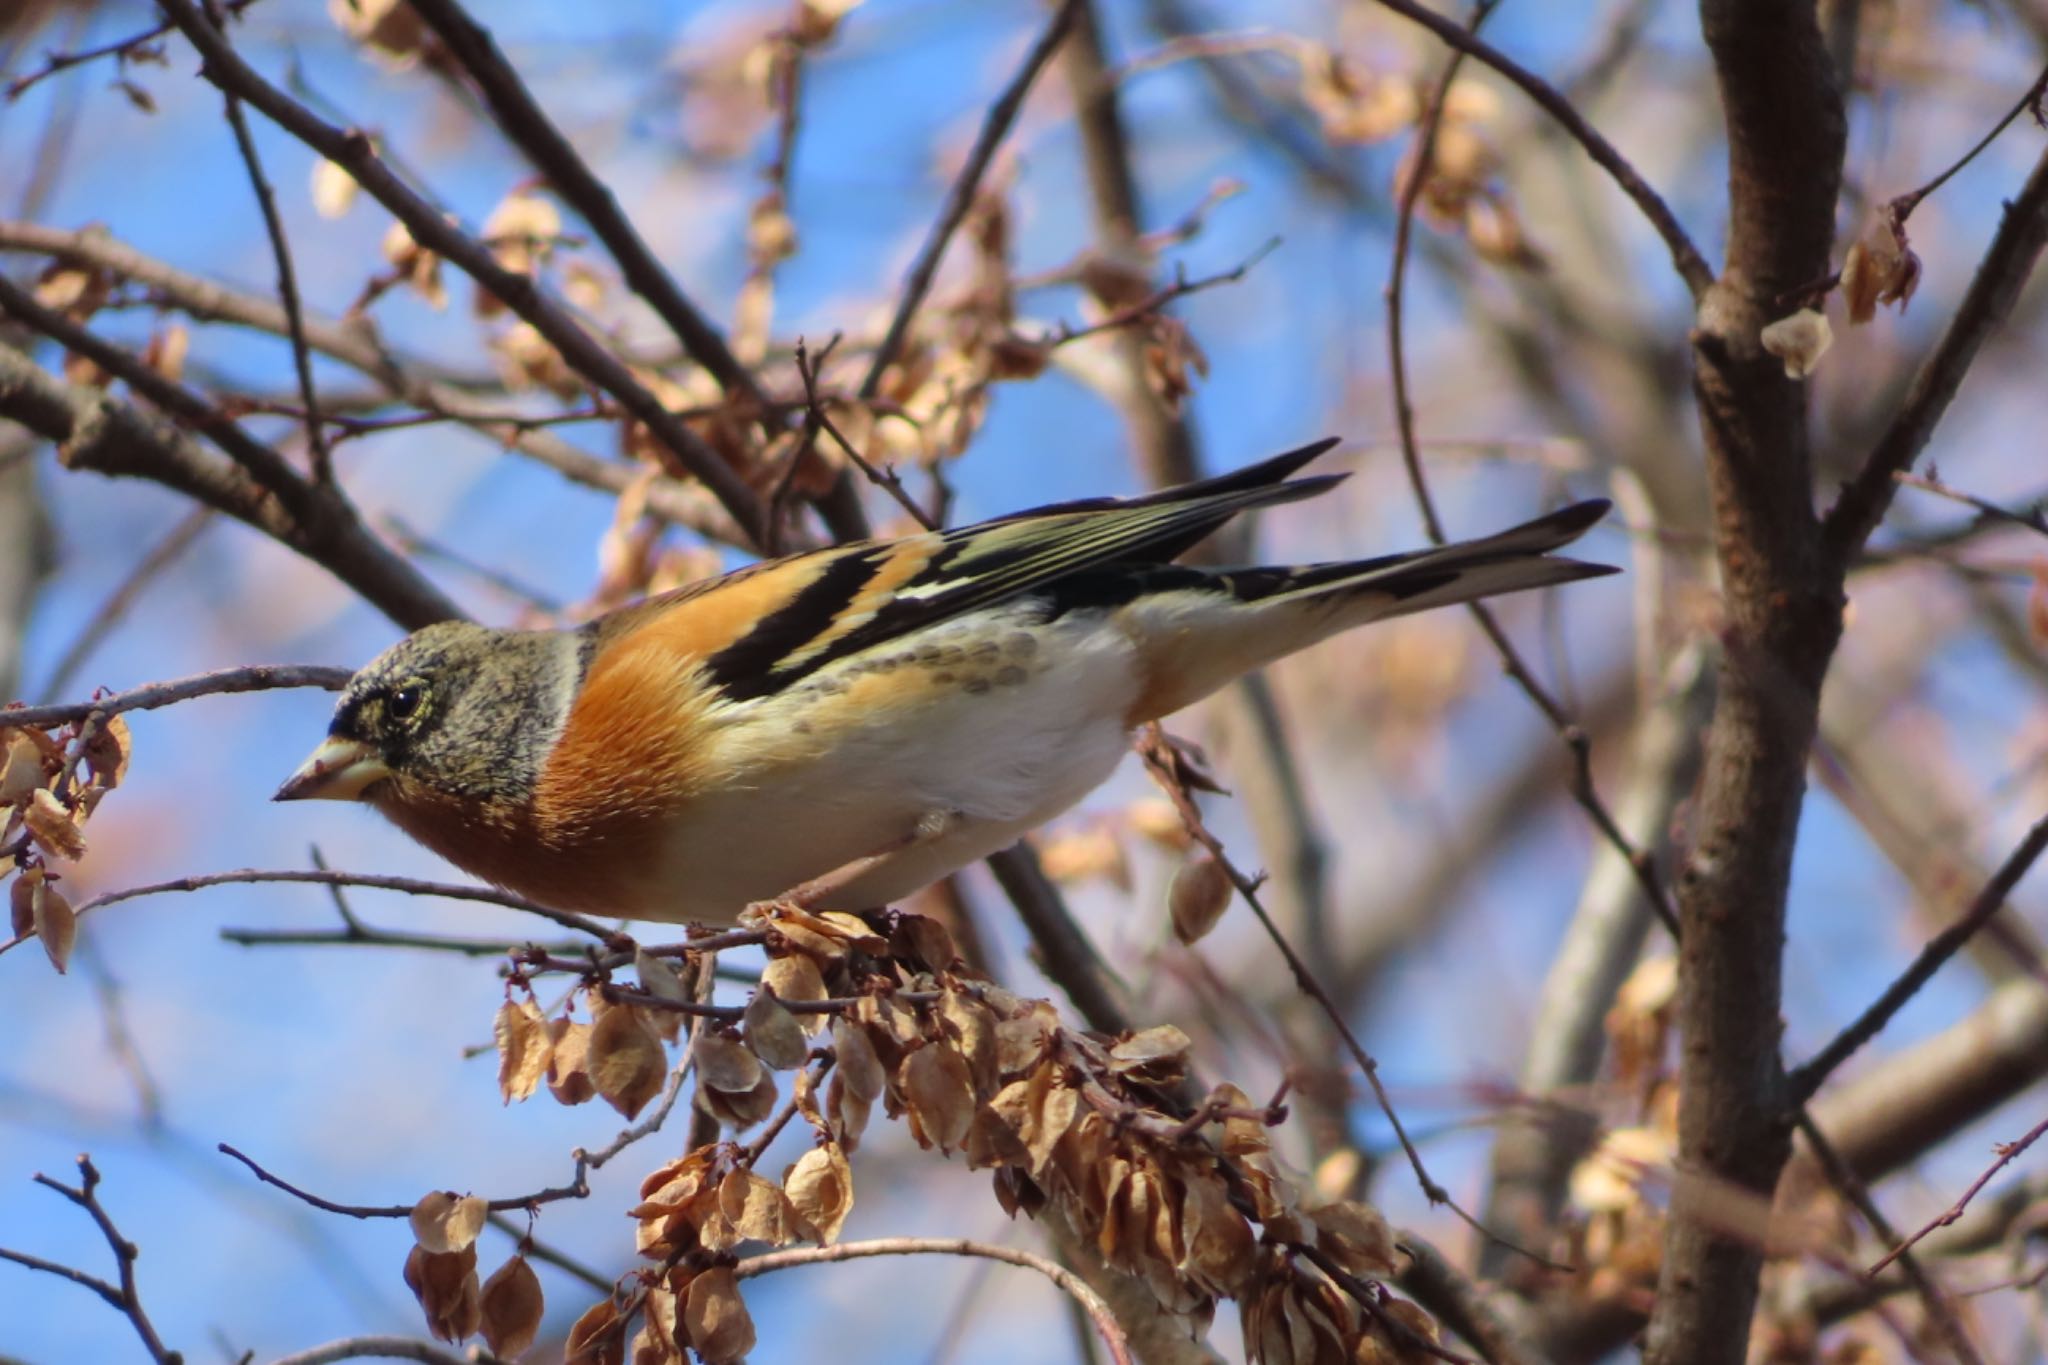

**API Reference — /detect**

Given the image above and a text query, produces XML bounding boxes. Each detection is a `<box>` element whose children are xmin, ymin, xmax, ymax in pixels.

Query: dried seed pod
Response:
<box><xmin>402</xmin><ymin>1242</ymin><xmax>481</xmax><ymax>1344</ymax></box>
<box><xmin>784</xmin><ymin>1142</ymin><xmax>853</xmax><ymax>1244</ymax></box>
<box><xmin>1169</xmin><ymin>854</ymin><xmax>1233</xmax><ymax>945</ymax></box>
<box><xmin>478</xmin><ymin>1254</ymin><xmax>543</xmax><ymax>1358</ymax></box>
<box><xmin>494</xmin><ymin>999</ymin><xmax>553</xmax><ymax>1104</ymax></box>
<box><xmin>410</xmin><ymin>1191</ymin><xmax>488</xmax><ymax>1255</ymax></box>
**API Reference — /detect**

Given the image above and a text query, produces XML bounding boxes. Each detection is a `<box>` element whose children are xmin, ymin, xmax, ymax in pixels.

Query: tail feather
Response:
<box><xmin>1120</xmin><ymin>499</ymin><xmax>1618</xmax><ymax>723</ymax></box>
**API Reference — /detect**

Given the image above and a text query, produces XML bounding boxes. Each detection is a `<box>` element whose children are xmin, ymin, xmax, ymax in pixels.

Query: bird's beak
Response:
<box><xmin>274</xmin><ymin>737</ymin><xmax>390</xmax><ymax>802</ymax></box>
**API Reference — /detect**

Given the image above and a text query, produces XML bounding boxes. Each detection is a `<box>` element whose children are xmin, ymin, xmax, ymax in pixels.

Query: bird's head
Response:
<box><xmin>275</xmin><ymin>621</ymin><xmax>576</xmax><ymax>809</ymax></box>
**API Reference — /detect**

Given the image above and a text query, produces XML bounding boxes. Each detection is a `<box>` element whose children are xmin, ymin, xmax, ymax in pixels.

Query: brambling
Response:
<box><xmin>276</xmin><ymin>439</ymin><xmax>1615</xmax><ymax>923</ymax></box>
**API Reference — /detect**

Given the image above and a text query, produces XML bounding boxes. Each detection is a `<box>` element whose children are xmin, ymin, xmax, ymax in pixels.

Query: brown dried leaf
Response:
<box><xmin>784</xmin><ymin>1142</ymin><xmax>853</xmax><ymax>1244</ymax></box>
<box><xmin>1169</xmin><ymin>854</ymin><xmax>1232</xmax><ymax>944</ymax></box>
<box><xmin>634</xmin><ymin>1285</ymin><xmax>681</xmax><ymax>1365</ymax></box>
<box><xmin>1299</xmin><ymin>46</ymin><xmax>1418</xmax><ymax>144</ymax></box>
<box><xmin>494</xmin><ymin>998</ymin><xmax>553</xmax><ymax>1104</ymax></box>
<box><xmin>1569</xmin><ymin>1125</ymin><xmax>1672</xmax><ymax>1213</ymax></box>
<box><xmin>410</xmin><ymin>1191</ymin><xmax>488</xmax><ymax>1255</ymax></box>
<box><xmin>82</xmin><ymin>715</ymin><xmax>131</xmax><ymax>790</ymax></box>
<box><xmin>0</xmin><ymin>731</ymin><xmax>44</xmax><ymax>804</ymax></box>
<box><xmin>718</xmin><ymin>1167</ymin><xmax>795</xmax><ymax>1245</ymax></box>
<box><xmin>762</xmin><ymin>953</ymin><xmax>829</xmax><ymax>1033</ymax></box>
<box><xmin>747</xmin><ymin>191</ymin><xmax>797</xmax><ymax>266</ymax></box>
<box><xmin>32</xmin><ymin>881</ymin><xmax>74</xmax><ymax>974</ymax></box>
<box><xmin>994</xmin><ymin>1008</ymin><xmax>1056</xmax><ymax>1078</ymax></box>
<box><xmin>900</xmin><ymin>1043</ymin><xmax>975</xmax><ymax>1152</ymax></box>
<box><xmin>1841</xmin><ymin>206</ymin><xmax>1921</xmax><ymax>325</ymax></box>
<box><xmin>591</xmin><ymin>1002</ymin><xmax>668</xmax><ymax>1119</ymax></box>
<box><xmin>547</xmin><ymin>1018</ymin><xmax>598</xmax><ymax>1106</ymax></box>
<box><xmin>24</xmin><ymin>788</ymin><xmax>86</xmax><ymax>861</ymax></box>
<box><xmin>1304</xmin><ymin>1192</ymin><xmax>1398</xmax><ymax>1278</ymax></box>
<box><xmin>742</xmin><ymin>988</ymin><xmax>810</xmax><ymax>1070</ymax></box>
<box><xmin>566</xmin><ymin>1295</ymin><xmax>625</xmax><ymax>1365</ymax></box>
<box><xmin>988</xmin><ymin>1058</ymin><xmax>1078</xmax><ymax>1177</ymax></box>
<box><xmin>634</xmin><ymin>948</ymin><xmax>690</xmax><ymax>1044</ymax></box>
<box><xmin>695</xmin><ymin>1028</ymin><xmax>764</xmax><ymax>1094</ymax></box>
<box><xmin>328</xmin><ymin>0</ymin><xmax>427</xmax><ymax>61</ymax></box>
<box><xmin>682</xmin><ymin>1265</ymin><xmax>755</xmax><ymax>1364</ymax></box>
<box><xmin>478</xmin><ymin>1254</ymin><xmax>543</xmax><ymax>1358</ymax></box>
<box><xmin>891</xmin><ymin>912</ymin><xmax>957</xmax><ymax>970</ymax></box>
<box><xmin>1109</xmin><ymin>1025</ymin><xmax>1192</xmax><ymax>1070</ymax></box>
<box><xmin>940</xmin><ymin>988</ymin><xmax>997</xmax><ymax>1096</ymax></box>
<box><xmin>484</xmin><ymin>189</ymin><xmax>562</xmax><ymax>276</ymax></box>
<box><xmin>403</xmin><ymin>1242</ymin><xmax>481</xmax><ymax>1344</ymax></box>
<box><xmin>1076</xmin><ymin>249</ymin><xmax>1156</xmax><ymax>309</ymax></box>
<box><xmin>1214</xmin><ymin>1083</ymin><xmax>1270</xmax><ymax>1157</ymax></box>
<box><xmin>827</xmin><ymin>1073</ymin><xmax>873</xmax><ymax>1148</ymax></box>
<box><xmin>1180</xmin><ymin>1166</ymin><xmax>1256</xmax><ymax>1296</ymax></box>
<box><xmin>832</xmin><ymin>1013</ymin><xmax>887</xmax><ymax>1102</ymax></box>
<box><xmin>9</xmin><ymin>874</ymin><xmax>33</xmax><ymax>940</ymax></box>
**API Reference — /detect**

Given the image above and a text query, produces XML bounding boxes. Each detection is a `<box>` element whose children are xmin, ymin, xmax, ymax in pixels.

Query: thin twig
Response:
<box><xmin>1891</xmin><ymin>64</ymin><xmax>2048</xmax><ymax>222</ymax></box>
<box><xmin>264</xmin><ymin>1334</ymin><xmax>476</xmax><ymax>1365</ymax></box>
<box><xmin>858</xmin><ymin>0</ymin><xmax>1084</xmax><ymax>399</ymax></box>
<box><xmin>1134</xmin><ymin>728</ymin><xmax>1565</xmax><ymax>1272</ymax></box>
<box><xmin>1894</xmin><ymin>470</ymin><xmax>2048</xmax><ymax>541</ymax></box>
<box><xmin>1789</xmin><ymin>809</ymin><xmax>2048</xmax><ymax>1104</ymax></box>
<box><xmin>0</xmin><ymin>272</ymin><xmax>312</xmax><ymax>514</ymax></box>
<box><xmin>152</xmin><ymin>0</ymin><xmax>772</xmax><ymax>546</ymax></box>
<box><xmin>1381</xmin><ymin>1</ymin><xmax>1678</xmax><ymax>941</ymax></box>
<box><xmin>35</xmin><ymin>505</ymin><xmax>215</xmax><ymax>701</ymax></box>
<box><xmin>799</xmin><ymin>336</ymin><xmax>935</xmax><ymax>533</ymax></box>
<box><xmin>1870</xmin><ymin>1112</ymin><xmax>2048</xmax><ymax>1278</ymax></box>
<box><xmin>2</xmin><ymin>0</ymin><xmax>257</xmax><ymax>100</ymax></box>
<box><xmin>0</xmin><ymin>218</ymin><xmax>757</xmax><ymax>551</ymax></box>
<box><xmin>4</xmin><ymin>1157</ymin><xmax>179</xmax><ymax>1362</ymax></box>
<box><xmin>2</xmin><ymin>865</ymin><xmax>612</xmax><ymax>961</ymax></box>
<box><xmin>732</xmin><ymin>1236</ymin><xmax>1133</xmax><ymax>1365</ymax></box>
<box><xmin>6</xmin><ymin>662</ymin><xmax>350</xmax><ymax>729</ymax></box>
<box><xmin>1823</xmin><ymin>143</ymin><xmax>2048</xmax><ymax>563</ymax></box>
<box><xmin>1364</xmin><ymin>0</ymin><xmax>1713</xmax><ymax>294</ymax></box>
<box><xmin>1797</xmin><ymin>1111</ymin><xmax>1987</xmax><ymax>1365</ymax></box>
<box><xmin>400</xmin><ymin>0</ymin><xmax>772</xmax><ymax>417</ymax></box>
<box><xmin>1035</xmin><ymin>239</ymin><xmax>1280</xmax><ymax>348</ymax></box>
<box><xmin>483</xmin><ymin>1210</ymin><xmax>610</xmax><ymax>1293</ymax></box>
<box><xmin>217</xmin><ymin>1143</ymin><xmax>588</xmax><ymax>1218</ymax></box>
<box><xmin>205</xmin><ymin>0</ymin><xmax>332</xmax><ymax>485</ymax></box>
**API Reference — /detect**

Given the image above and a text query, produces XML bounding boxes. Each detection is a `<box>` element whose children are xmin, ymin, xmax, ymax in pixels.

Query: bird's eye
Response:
<box><xmin>387</xmin><ymin>684</ymin><xmax>425</xmax><ymax>722</ymax></box>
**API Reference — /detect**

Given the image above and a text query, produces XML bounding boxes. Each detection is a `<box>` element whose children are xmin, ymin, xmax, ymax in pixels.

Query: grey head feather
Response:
<box><xmin>330</xmin><ymin>621</ymin><xmax>581</xmax><ymax>803</ymax></box>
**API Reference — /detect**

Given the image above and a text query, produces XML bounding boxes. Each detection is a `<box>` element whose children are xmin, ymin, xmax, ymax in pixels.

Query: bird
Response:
<box><xmin>276</xmin><ymin>438</ymin><xmax>1616</xmax><ymax>924</ymax></box>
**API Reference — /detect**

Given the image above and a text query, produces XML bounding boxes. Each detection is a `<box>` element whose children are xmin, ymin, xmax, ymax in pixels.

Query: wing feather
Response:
<box><xmin>591</xmin><ymin>440</ymin><xmax>1347</xmax><ymax>703</ymax></box>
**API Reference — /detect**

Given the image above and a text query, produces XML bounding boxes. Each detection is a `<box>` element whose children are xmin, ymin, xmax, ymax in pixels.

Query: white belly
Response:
<box><xmin>640</xmin><ymin>607</ymin><xmax>1139</xmax><ymax>922</ymax></box>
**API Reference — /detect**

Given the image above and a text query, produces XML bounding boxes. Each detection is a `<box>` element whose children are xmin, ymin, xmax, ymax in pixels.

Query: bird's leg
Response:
<box><xmin>765</xmin><ymin>809</ymin><xmax>961</xmax><ymax>913</ymax></box>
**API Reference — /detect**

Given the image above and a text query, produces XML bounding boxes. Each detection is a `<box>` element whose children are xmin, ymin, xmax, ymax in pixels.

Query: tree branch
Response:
<box><xmin>152</xmin><ymin>0</ymin><xmax>771</xmax><ymax>547</ymax></box>
<box><xmin>1822</xmin><ymin>142</ymin><xmax>2048</xmax><ymax>563</ymax></box>
<box><xmin>0</xmin><ymin>335</ymin><xmax>460</xmax><ymax>630</ymax></box>
<box><xmin>1366</xmin><ymin>0</ymin><xmax>1714</xmax><ymax>294</ymax></box>
<box><xmin>403</xmin><ymin>0</ymin><xmax>766</xmax><ymax>415</ymax></box>
<box><xmin>857</xmin><ymin>0</ymin><xmax>1083</xmax><ymax>399</ymax></box>
<box><xmin>734</xmin><ymin>1236</ymin><xmax>1133</xmax><ymax>1365</ymax></box>
<box><xmin>1646</xmin><ymin>4</ymin><xmax>1848</xmax><ymax>1361</ymax></box>
<box><xmin>1788</xmin><ymin>810</ymin><xmax>2048</xmax><ymax>1105</ymax></box>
